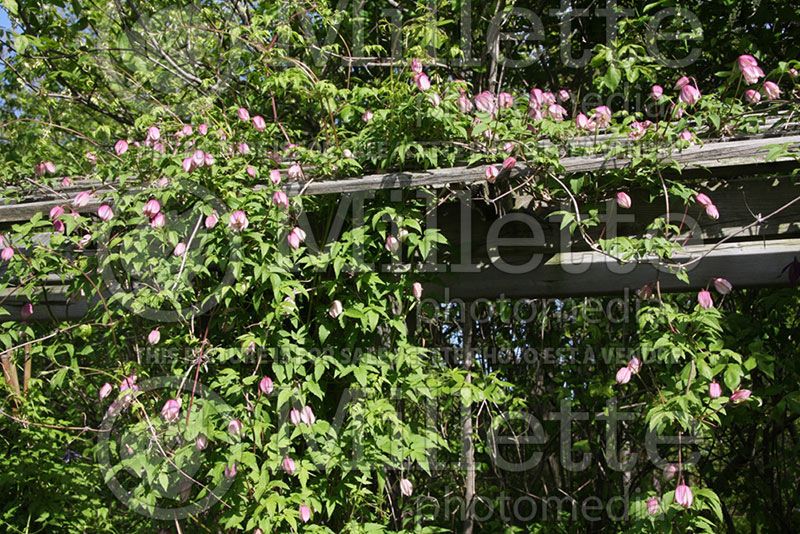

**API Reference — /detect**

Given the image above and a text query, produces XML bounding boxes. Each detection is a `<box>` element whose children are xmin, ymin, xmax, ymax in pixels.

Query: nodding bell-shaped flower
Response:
<box><xmin>502</xmin><ymin>157</ymin><xmax>516</xmax><ymax>172</ymax></box>
<box><xmin>21</xmin><ymin>302</ymin><xmax>33</xmax><ymax>319</ymax></box>
<box><xmin>142</xmin><ymin>199</ymin><xmax>161</xmax><ymax>218</ymax></box>
<box><xmin>329</xmin><ymin>300</ymin><xmax>343</xmax><ymax>318</ymax></box>
<box><xmin>99</xmin><ymin>383</ymin><xmax>112</xmax><ymax>399</ymax></box>
<box><xmin>61</xmin><ymin>177</ymin><xmax>74</xmax><ymax>187</ymax></box>
<box><xmin>182</xmin><ymin>157</ymin><xmax>196</xmax><ymax>173</ymax></box>
<box><xmin>228</xmin><ymin>418</ymin><xmax>243</xmax><ymax>436</ymax></box>
<box><xmin>428</xmin><ymin>93</ymin><xmax>441</xmax><ymax>107</ymax></box>
<box><xmin>498</xmin><ymin>92</ymin><xmax>514</xmax><ymax>108</ymax></box>
<box><xmin>679</xmin><ymin>130</ymin><xmax>696</xmax><ymax>146</ymax></box>
<box><xmin>146</xmin><ymin>126</ymin><xmax>160</xmax><ymax>141</ymax></box>
<box><xmin>414</xmin><ymin>73</ymin><xmax>431</xmax><ymax>92</ymax></box>
<box><xmin>651</xmin><ymin>85</ymin><xmax>663</xmax><ymax>100</ymax></box>
<box><xmin>198</xmin><ymin>123</ymin><xmax>208</xmax><ymax>135</ymax></box>
<box><xmin>299</xmin><ymin>505</ymin><xmax>311</xmax><ymax>523</ymax></box>
<box><xmin>744</xmin><ymin>89</ymin><xmax>762</xmax><ymax>103</ymax></box>
<box><xmin>730</xmin><ymin>389</ymin><xmax>752</xmax><ymax>402</ymax></box>
<box><xmin>697</xmin><ymin>289</ymin><xmax>714</xmax><ymax>309</ymax></box>
<box><xmin>713</xmin><ymin>277</ymin><xmax>733</xmax><ymax>294</ymax></box>
<box><xmin>119</xmin><ymin>374</ymin><xmax>138</xmax><ymax>393</ymax></box>
<box><xmin>705</xmin><ymin>204</ymin><xmax>720</xmax><ymax>220</ymax></box>
<box><xmin>229</xmin><ymin>210</ymin><xmax>249</xmax><ymax>232</ymax></box>
<box><xmin>77</xmin><ymin>234</ymin><xmax>91</xmax><ymax>249</ymax></box>
<box><xmin>205</xmin><ymin>211</ymin><xmax>218</xmax><ymax>229</ymax></box>
<box><xmin>400</xmin><ymin>478</ymin><xmax>413</xmax><ymax>497</ymax></box>
<box><xmin>410</xmin><ymin>58</ymin><xmax>423</xmax><ymax>74</ymax></box>
<box><xmin>289</xmin><ymin>408</ymin><xmax>302</xmax><ymax>425</ymax></box>
<box><xmin>287</xmin><ymin>164</ymin><xmax>304</xmax><ymax>180</ymax></box>
<box><xmin>272</xmin><ymin>191</ymin><xmax>289</xmax><ymax>210</ymax></box>
<box><xmin>616</xmin><ymin>192</ymin><xmax>632</xmax><ymax>209</ymax></box>
<box><xmin>259</xmin><ymin>376</ymin><xmax>273</xmax><ymax>395</ymax></box>
<box><xmin>174</xmin><ymin>242</ymin><xmax>186</xmax><ymax>257</ymax></box>
<box><xmin>246</xmin><ymin>166</ymin><xmax>257</xmax><ymax>179</ymax></box>
<box><xmin>547</xmin><ymin>103</ymin><xmax>567</xmax><ymax>121</ymax></box>
<box><xmin>737</xmin><ymin>55</ymin><xmax>765</xmax><ymax>85</ymax></box>
<box><xmin>150</xmin><ymin>212</ymin><xmax>166</xmax><ymax>229</ymax></box>
<box><xmin>238</xmin><ymin>142</ymin><xmax>250</xmax><ymax>154</ymax></box>
<box><xmin>161</xmin><ymin>399</ymin><xmax>181</xmax><ymax>422</ymax></box>
<box><xmin>485</xmin><ymin>165</ymin><xmax>500</xmax><ymax>184</ymax></box>
<box><xmin>287</xmin><ymin>227</ymin><xmax>306</xmax><ymax>250</ymax></box>
<box><xmin>709</xmin><ymin>381</ymin><xmax>722</xmax><ymax>399</ymax></box>
<box><xmin>385</xmin><ymin>235</ymin><xmax>400</xmax><ymax>253</ymax></box>
<box><xmin>148</xmin><ymin>329</ymin><xmax>161</xmax><ymax>345</ymax></box>
<box><xmin>558</xmin><ymin>89</ymin><xmax>570</xmax><ymax>102</ymax></box>
<box><xmin>763</xmin><ymin>81</ymin><xmax>781</xmax><ymax>100</ymax></box>
<box><xmin>50</xmin><ymin>205</ymin><xmax>65</xmax><ymax>219</ymax></box>
<box><xmin>97</xmin><ymin>204</ymin><xmax>114</xmax><ymax>221</ymax></box>
<box><xmin>679</xmin><ymin>84</ymin><xmax>701</xmax><ymax>106</ymax></box>
<box><xmin>224</xmin><ymin>463</ymin><xmax>237</xmax><ymax>479</ymax></box>
<box><xmin>53</xmin><ymin>219</ymin><xmax>65</xmax><ymax>233</ymax></box>
<box><xmin>593</xmin><ymin>106</ymin><xmax>612</xmax><ymax>128</ymax></box>
<box><xmin>114</xmin><ymin>140</ymin><xmax>129</xmax><ymax>155</ymax></box>
<box><xmin>195</xmin><ymin>435</ymin><xmax>208</xmax><ymax>450</ymax></box>
<box><xmin>269</xmin><ymin>169</ymin><xmax>282</xmax><ymax>185</ymax></box>
<box><xmin>695</xmin><ymin>193</ymin><xmax>712</xmax><ymax>207</ymax></box>
<box><xmin>663</xmin><ymin>463</ymin><xmax>678</xmax><ymax>480</ymax></box>
<box><xmin>674</xmin><ymin>76</ymin><xmax>690</xmax><ymax>90</ymax></box>
<box><xmin>73</xmin><ymin>191</ymin><xmax>93</xmax><ymax>208</ymax></box>
<box><xmin>204</xmin><ymin>153</ymin><xmax>215</xmax><ymax>166</ymax></box>
<box><xmin>628</xmin><ymin>357</ymin><xmax>642</xmax><ymax>374</ymax></box>
<box><xmin>300</xmin><ymin>405</ymin><xmax>315</xmax><ymax>425</ymax></box>
<box><xmin>362</xmin><ymin>110</ymin><xmax>373</xmax><ymax>122</ymax></box>
<box><xmin>474</xmin><ymin>91</ymin><xmax>497</xmax><ymax>114</ymax></box>
<box><xmin>675</xmin><ymin>484</ymin><xmax>693</xmax><ymax>508</ymax></box>
<box><xmin>86</xmin><ymin>152</ymin><xmax>97</xmax><ymax>164</ymax></box>
<box><xmin>1</xmin><ymin>247</ymin><xmax>13</xmax><ymax>261</ymax></box>
<box><xmin>237</xmin><ymin>107</ymin><xmax>250</xmax><ymax>121</ymax></box>
<box><xmin>457</xmin><ymin>95</ymin><xmax>473</xmax><ymax>113</ymax></box>
<box><xmin>252</xmin><ymin>115</ymin><xmax>266</xmax><ymax>132</ymax></box>
<box><xmin>615</xmin><ymin>366</ymin><xmax>632</xmax><ymax>385</ymax></box>
<box><xmin>646</xmin><ymin>496</ymin><xmax>659</xmax><ymax>516</ymax></box>
<box><xmin>283</xmin><ymin>456</ymin><xmax>296</xmax><ymax>475</ymax></box>
<box><xmin>412</xmin><ymin>282</ymin><xmax>423</xmax><ymax>299</ymax></box>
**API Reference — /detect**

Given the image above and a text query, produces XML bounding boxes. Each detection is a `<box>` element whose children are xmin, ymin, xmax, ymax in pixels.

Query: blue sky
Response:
<box><xmin>0</xmin><ymin>6</ymin><xmax>9</xmax><ymax>30</ymax></box>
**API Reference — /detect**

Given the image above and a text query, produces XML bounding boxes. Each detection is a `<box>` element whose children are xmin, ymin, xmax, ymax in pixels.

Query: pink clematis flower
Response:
<box><xmin>161</xmin><ymin>399</ymin><xmax>181</xmax><ymax>422</ymax></box>
<box><xmin>697</xmin><ymin>289</ymin><xmax>714</xmax><ymax>309</ymax></box>
<box><xmin>114</xmin><ymin>140</ymin><xmax>129</xmax><ymax>155</ymax></box>
<box><xmin>616</xmin><ymin>192</ymin><xmax>632</xmax><ymax>209</ymax></box>
<box><xmin>97</xmin><ymin>204</ymin><xmax>114</xmax><ymax>221</ymax></box>
<box><xmin>709</xmin><ymin>381</ymin><xmax>722</xmax><ymax>399</ymax></box>
<box><xmin>259</xmin><ymin>376</ymin><xmax>273</xmax><ymax>395</ymax></box>
<box><xmin>674</xmin><ymin>484</ymin><xmax>693</xmax><ymax>508</ymax></box>
<box><xmin>229</xmin><ymin>210</ymin><xmax>249</xmax><ymax>232</ymax></box>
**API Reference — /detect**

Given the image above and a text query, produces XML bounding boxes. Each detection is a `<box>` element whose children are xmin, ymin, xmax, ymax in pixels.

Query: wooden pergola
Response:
<box><xmin>1</xmin><ymin>132</ymin><xmax>799</xmax><ymax>319</ymax></box>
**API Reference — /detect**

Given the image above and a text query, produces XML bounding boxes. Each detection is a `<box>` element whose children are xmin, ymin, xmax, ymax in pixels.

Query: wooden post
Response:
<box><xmin>462</xmin><ymin>306</ymin><xmax>475</xmax><ymax>534</ymax></box>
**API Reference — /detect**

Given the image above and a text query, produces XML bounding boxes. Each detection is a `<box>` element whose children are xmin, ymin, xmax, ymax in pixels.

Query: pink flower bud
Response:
<box><xmin>412</xmin><ymin>282</ymin><xmax>423</xmax><ymax>299</ymax></box>
<box><xmin>50</xmin><ymin>205</ymin><xmax>65</xmax><ymax>219</ymax></box>
<box><xmin>329</xmin><ymin>300</ymin><xmax>343</xmax><ymax>318</ymax></box>
<box><xmin>272</xmin><ymin>191</ymin><xmax>289</xmax><ymax>210</ymax></box>
<box><xmin>730</xmin><ymin>389</ymin><xmax>751</xmax><ymax>402</ymax></box>
<box><xmin>400</xmin><ymin>478</ymin><xmax>413</xmax><ymax>497</ymax></box>
<box><xmin>628</xmin><ymin>357</ymin><xmax>642</xmax><ymax>374</ymax></box>
<box><xmin>646</xmin><ymin>497</ymin><xmax>659</xmax><ymax>516</ymax></box>
<box><xmin>147</xmin><ymin>126</ymin><xmax>160</xmax><ymax>141</ymax></box>
<box><xmin>362</xmin><ymin>110</ymin><xmax>373</xmax><ymax>122</ymax></box>
<box><xmin>282</xmin><ymin>456</ymin><xmax>296</xmax><ymax>474</ymax></box>
<box><xmin>204</xmin><ymin>153</ymin><xmax>215</xmax><ymax>166</ymax></box>
<box><xmin>252</xmin><ymin>115</ymin><xmax>266</xmax><ymax>132</ymax></box>
<box><xmin>695</xmin><ymin>193</ymin><xmax>712</xmax><ymax>207</ymax></box>
<box><xmin>259</xmin><ymin>376</ymin><xmax>274</xmax><ymax>395</ymax></box>
<box><xmin>181</xmin><ymin>124</ymin><xmax>193</xmax><ymax>137</ymax></box>
<box><xmin>713</xmin><ymin>277</ymin><xmax>732</xmax><ymax>294</ymax></box>
<box><xmin>299</xmin><ymin>505</ymin><xmax>311</xmax><ymax>523</ymax></box>
<box><xmin>679</xmin><ymin>85</ymin><xmax>701</xmax><ymax>106</ymax></box>
<box><xmin>674</xmin><ymin>484</ymin><xmax>693</xmax><ymax>508</ymax></box>
<box><xmin>789</xmin><ymin>68</ymin><xmax>798</xmax><ymax>79</ymax></box>
<box><xmin>229</xmin><ymin>210</ymin><xmax>249</xmax><ymax>232</ymax></box>
<box><xmin>97</xmin><ymin>204</ymin><xmax>114</xmax><ymax>221</ymax></box>
<box><xmin>77</xmin><ymin>234</ymin><xmax>91</xmax><ymax>249</ymax></box>
<box><xmin>616</xmin><ymin>192</ymin><xmax>632</xmax><ymax>209</ymax></box>
<box><xmin>575</xmin><ymin>113</ymin><xmax>590</xmax><ymax>130</ymax></box>
<box><xmin>148</xmin><ymin>329</ymin><xmax>161</xmax><ymax>345</ymax></box>
<box><xmin>290</xmin><ymin>408</ymin><xmax>302</xmax><ymax>425</ymax></box>
<box><xmin>414</xmin><ymin>73</ymin><xmax>431</xmax><ymax>92</ymax></box>
<box><xmin>228</xmin><ymin>418</ymin><xmax>243</xmax><ymax>436</ymax></box>
<box><xmin>663</xmin><ymin>463</ymin><xmax>678</xmax><ymax>480</ymax></box>
<box><xmin>142</xmin><ymin>199</ymin><xmax>161</xmax><ymax>218</ymax></box>
<box><xmin>547</xmin><ymin>104</ymin><xmax>567</xmax><ymax>121</ymax></box>
<box><xmin>42</xmin><ymin>161</ymin><xmax>56</xmax><ymax>174</ymax></box>
<box><xmin>485</xmin><ymin>165</ymin><xmax>499</xmax><ymax>184</ymax></box>
<box><xmin>73</xmin><ymin>191</ymin><xmax>93</xmax><ymax>208</ymax></box>
<box><xmin>705</xmin><ymin>204</ymin><xmax>719</xmax><ymax>220</ymax></box>
<box><xmin>198</xmin><ymin>123</ymin><xmax>208</xmax><ymax>135</ymax></box>
<box><xmin>287</xmin><ymin>164</ymin><xmax>304</xmax><ymax>180</ymax></box>
<box><xmin>205</xmin><ymin>211</ymin><xmax>218</xmax><ymax>229</ymax></box>
<box><xmin>195</xmin><ymin>435</ymin><xmax>208</xmax><ymax>450</ymax></box>
<box><xmin>182</xmin><ymin>157</ymin><xmax>196</xmax><ymax>173</ymax></box>
<box><xmin>744</xmin><ymin>89</ymin><xmax>761</xmax><ymax>103</ymax></box>
<box><xmin>174</xmin><ymin>242</ymin><xmax>186</xmax><ymax>257</ymax></box>
<box><xmin>287</xmin><ymin>227</ymin><xmax>306</xmax><ymax>250</ymax></box>
<box><xmin>224</xmin><ymin>463</ymin><xmax>237</xmax><ymax>479</ymax></box>
<box><xmin>498</xmin><ymin>92</ymin><xmax>514</xmax><ymax>108</ymax></box>
<box><xmin>763</xmin><ymin>81</ymin><xmax>781</xmax><ymax>100</ymax></box>
<box><xmin>61</xmin><ymin>177</ymin><xmax>74</xmax><ymax>187</ymax></box>
<box><xmin>457</xmin><ymin>95</ymin><xmax>473</xmax><ymax>113</ymax></box>
<box><xmin>558</xmin><ymin>89</ymin><xmax>570</xmax><ymax>102</ymax></box>
<box><xmin>119</xmin><ymin>374</ymin><xmax>138</xmax><ymax>393</ymax></box>
<box><xmin>53</xmin><ymin>219</ymin><xmax>65</xmax><ymax>233</ymax></box>
<box><xmin>300</xmin><ymin>405</ymin><xmax>315</xmax><ymax>425</ymax></box>
<box><xmin>709</xmin><ymin>381</ymin><xmax>721</xmax><ymax>399</ymax></box>
<box><xmin>410</xmin><ymin>58</ymin><xmax>423</xmax><ymax>74</ymax></box>
<box><xmin>679</xmin><ymin>130</ymin><xmax>696</xmax><ymax>145</ymax></box>
<box><xmin>1</xmin><ymin>247</ymin><xmax>14</xmax><ymax>261</ymax></box>
<box><xmin>385</xmin><ymin>235</ymin><xmax>400</xmax><ymax>253</ymax></box>
<box><xmin>593</xmin><ymin>106</ymin><xmax>612</xmax><ymax>128</ymax></box>
<box><xmin>542</xmin><ymin>92</ymin><xmax>556</xmax><ymax>106</ymax></box>
<box><xmin>502</xmin><ymin>157</ymin><xmax>516</xmax><ymax>171</ymax></box>
<box><xmin>474</xmin><ymin>91</ymin><xmax>496</xmax><ymax>114</ymax></box>
<box><xmin>238</xmin><ymin>107</ymin><xmax>250</xmax><ymax>121</ymax></box>
<box><xmin>615</xmin><ymin>366</ymin><xmax>632</xmax><ymax>385</ymax></box>
<box><xmin>99</xmin><ymin>382</ymin><xmax>112</xmax><ymax>399</ymax></box>
<box><xmin>238</xmin><ymin>142</ymin><xmax>250</xmax><ymax>154</ymax></box>
<box><xmin>191</xmin><ymin>150</ymin><xmax>204</xmax><ymax>167</ymax></box>
<box><xmin>674</xmin><ymin>76</ymin><xmax>690</xmax><ymax>90</ymax></box>
<box><xmin>150</xmin><ymin>212</ymin><xmax>166</xmax><ymax>229</ymax></box>
<box><xmin>651</xmin><ymin>85</ymin><xmax>663</xmax><ymax>100</ymax></box>
<box><xmin>161</xmin><ymin>399</ymin><xmax>181</xmax><ymax>422</ymax></box>
<box><xmin>269</xmin><ymin>169</ymin><xmax>282</xmax><ymax>185</ymax></box>
<box><xmin>21</xmin><ymin>302</ymin><xmax>33</xmax><ymax>319</ymax></box>
<box><xmin>114</xmin><ymin>140</ymin><xmax>129</xmax><ymax>155</ymax></box>
<box><xmin>697</xmin><ymin>289</ymin><xmax>714</xmax><ymax>309</ymax></box>
<box><xmin>246</xmin><ymin>166</ymin><xmax>257</xmax><ymax>179</ymax></box>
